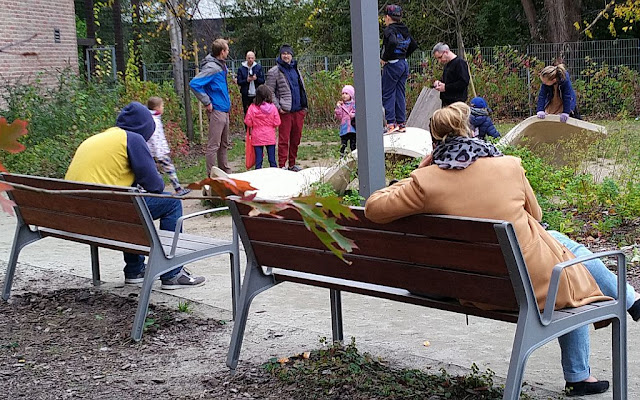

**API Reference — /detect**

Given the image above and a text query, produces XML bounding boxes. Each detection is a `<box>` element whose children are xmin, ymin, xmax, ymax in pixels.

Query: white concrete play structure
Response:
<box><xmin>210</xmin><ymin>127</ymin><xmax>433</xmax><ymax>200</ymax></box>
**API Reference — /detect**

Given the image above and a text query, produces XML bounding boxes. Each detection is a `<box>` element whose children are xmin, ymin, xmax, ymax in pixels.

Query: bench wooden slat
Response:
<box><xmin>20</xmin><ymin>207</ymin><xmax>149</xmax><ymax>246</ymax></box>
<box><xmin>273</xmin><ymin>270</ymin><xmax>519</xmax><ymax>323</ymax></box>
<box><xmin>2</xmin><ymin>174</ymin><xmax>136</xmax><ymax>201</ymax></box>
<box><xmin>252</xmin><ymin>242</ymin><xmax>518</xmax><ymax>309</ymax></box>
<box><xmin>243</xmin><ymin>217</ymin><xmax>508</xmax><ymax>276</ymax></box>
<box><xmin>236</xmin><ymin>203</ymin><xmax>501</xmax><ymax>243</ymax></box>
<box><xmin>10</xmin><ymin>189</ymin><xmax>141</xmax><ymax>223</ymax></box>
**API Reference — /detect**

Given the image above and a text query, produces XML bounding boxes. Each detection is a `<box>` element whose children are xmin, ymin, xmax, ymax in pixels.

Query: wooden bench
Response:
<box><xmin>0</xmin><ymin>173</ymin><xmax>240</xmax><ymax>341</ymax></box>
<box><xmin>226</xmin><ymin>201</ymin><xmax>628</xmax><ymax>399</ymax></box>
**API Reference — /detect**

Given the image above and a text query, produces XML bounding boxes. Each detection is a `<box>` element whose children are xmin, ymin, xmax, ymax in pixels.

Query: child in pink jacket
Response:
<box><xmin>334</xmin><ymin>84</ymin><xmax>356</xmax><ymax>155</ymax></box>
<box><xmin>244</xmin><ymin>85</ymin><xmax>281</xmax><ymax>169</ymax></box>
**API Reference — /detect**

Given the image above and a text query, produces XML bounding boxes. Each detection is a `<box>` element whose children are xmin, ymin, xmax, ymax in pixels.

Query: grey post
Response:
<box><xmin>350</xmin><ymin>0</ymin><xmax>385</xmax><ymax>200</ymax></box>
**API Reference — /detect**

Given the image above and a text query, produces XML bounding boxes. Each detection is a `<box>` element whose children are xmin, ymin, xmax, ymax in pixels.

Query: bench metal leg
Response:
<box><xmin>611</xmin><ymin>317</ymin><xmax>627</xmax><ymax>400</ymax></box>
<box><xmin>503</xmin><ymin>320</ymin><xmax>534</xmax><ymax>400</ymax></box>
<box><xmin>131</xmin><ymin>268</ymin><xmax>157</xmax><ymax>342</ymax></box>
<box><xmin>2</xmin><ymin>223</ymin><xmax>41</xmax><ymax>301</ymax></box>
<box><xmin>90</xmin><ymin>245</ymin><xmax>101</xmax><ymax>286</ymax></box>
<box><xmin>230</xmin><ymin>222</ymin><xmax>241</xmax><ymax>320</ymax></box>
<box><xmin>227</xmin><ymin>261</ymin><xmax>275</xmax><ymax>371</ymax></box>
<box><xmin>330</xmin><ymin>289</ymin><xmax>344</xmax><ymax>342</ymax></box>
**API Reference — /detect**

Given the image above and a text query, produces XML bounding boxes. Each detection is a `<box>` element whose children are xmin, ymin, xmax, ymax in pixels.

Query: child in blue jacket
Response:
<box><xmin>469</xmin><ymin>97</ymin><xmax>500</xmax><ymax>140</ymax></box>
<box><xmin>536</xmin><ymin>64</ymin><xmax>578</xmax><ymax>122</ymax></box>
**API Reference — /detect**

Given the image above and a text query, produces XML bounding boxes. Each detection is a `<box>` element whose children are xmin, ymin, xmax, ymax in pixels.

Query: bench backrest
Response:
<box><xmin>231</xmin><ymin>201</ymin><xmax>522</xmax><ymax>310</ymax></box>
<box><xmin>1</xmin><ymin>173</ymin><xmax>151</xmax><ymax>247</ymax></box>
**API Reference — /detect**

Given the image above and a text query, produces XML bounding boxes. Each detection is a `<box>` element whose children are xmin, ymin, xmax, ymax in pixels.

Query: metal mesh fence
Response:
<box><xmin>144</xmin><ymin>39</ymin><xmax>640</xmax><ymax>119</ymax></box>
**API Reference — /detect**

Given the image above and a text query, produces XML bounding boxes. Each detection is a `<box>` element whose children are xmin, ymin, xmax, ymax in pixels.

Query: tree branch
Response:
<box><xmin>0</xmin><ymin>34</ymin><xmax>38</xmax><ymax>54</ymax></box>
<box><xmin>580</xmin><ymin>0</ymin><xmax>616</xmax><ymax>36</ymax></box>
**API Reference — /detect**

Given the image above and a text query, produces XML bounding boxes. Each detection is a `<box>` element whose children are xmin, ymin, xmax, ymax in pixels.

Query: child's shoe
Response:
<box><xmin>397</xmin><ymin>123</ymin><xmax>407</xmax><ymax>133</ymax></box>
<box><xmin>384</xmin><ymin>123</ymin><xmax>398</xmax><ymax>134</ymax></box>
<box><xmin>176</xmin><ymin>188</ymin><xmax>192</xmax><ymax>196</ymax></box>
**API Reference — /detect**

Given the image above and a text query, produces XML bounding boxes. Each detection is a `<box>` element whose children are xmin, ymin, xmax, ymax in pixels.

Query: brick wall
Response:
<box><xmin>0</xmin><ymin>0</ymin><xmax>78</xmax><ymax>92</ymax></box>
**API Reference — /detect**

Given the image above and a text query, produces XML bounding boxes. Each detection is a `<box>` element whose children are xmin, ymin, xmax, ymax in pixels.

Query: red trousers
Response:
<box><xmin>278</xmin><ymin>110</ymin><xmax>305</xmax><ymax>168</ymax></box>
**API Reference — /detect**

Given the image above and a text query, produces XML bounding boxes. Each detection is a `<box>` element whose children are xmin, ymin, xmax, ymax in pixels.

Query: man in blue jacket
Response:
<box><xmin>66</xmin><ymin>102</ymin><xmax>205</xmax><ymax>289</ymax></box>
<box><xmin>190</xmin><ymin>38</ymin><xmax>232</xmax><ymax>176</ymax></box>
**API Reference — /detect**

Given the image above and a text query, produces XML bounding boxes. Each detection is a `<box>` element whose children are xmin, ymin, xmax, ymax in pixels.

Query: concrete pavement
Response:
<box><xmin>0</xmin><ymin>202</ymin><xmax>637</xmax><ymax>399</ymax></box>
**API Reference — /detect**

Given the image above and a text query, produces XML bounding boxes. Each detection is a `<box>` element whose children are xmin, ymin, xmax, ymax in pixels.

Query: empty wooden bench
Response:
<box><xmin>226</xmin><ymin>200</ymin><xmax>628</xmax><ymax>399</ymax></box>
<box><xmin>0</xmin><ymin>173</ymin><xmax>240</xmax><ymax>341</ymax></box>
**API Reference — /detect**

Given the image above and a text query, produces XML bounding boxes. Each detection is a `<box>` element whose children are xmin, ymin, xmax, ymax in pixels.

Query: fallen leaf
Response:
<box><xmin>423</xmin><ymin>341</ymin><xmax>431</xmax><ymax>347</ymax></box>
<box><xmin>277</xmin><ymin>357</ymin><xmax>289</xmax><ymax>364</ymax></box>
<box><xmin>0</xmin><ymin>118</ymin><xmax>27</xmax><ymax>154</ymax></box>
<box><xmin>302</xmin><ymin>352</ymin><xmax>310</xmax><ymax>359</ymax></box>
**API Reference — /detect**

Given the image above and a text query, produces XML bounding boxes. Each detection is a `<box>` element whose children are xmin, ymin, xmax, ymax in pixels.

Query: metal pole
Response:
<box><xmin>111</xmin><ymin>47</ymin><xmax>117</xmax><ymax>83</ymax></box>
<box><xmin>85</xmin><ymin>48</ymin><xmax>91</xmax><ymax>82</ymax></box>
<box><xmin>350</xmin><ymin>0</ymin><xmax>385</xmax><ymax>200</ymax></box>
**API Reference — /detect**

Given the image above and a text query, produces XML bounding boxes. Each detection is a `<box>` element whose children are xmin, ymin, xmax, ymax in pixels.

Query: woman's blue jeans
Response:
<box><xmin>548</xmin><ymin>230</ymin><xmax>635</xmax><ymax>382</ymax></box>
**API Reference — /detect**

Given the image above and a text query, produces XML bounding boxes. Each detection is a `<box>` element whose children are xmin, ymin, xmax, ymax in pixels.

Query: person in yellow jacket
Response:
<box><xmin>66</xmin><ymin>101</ymin><xmax>205</xmax><ymax>289</ymax></box>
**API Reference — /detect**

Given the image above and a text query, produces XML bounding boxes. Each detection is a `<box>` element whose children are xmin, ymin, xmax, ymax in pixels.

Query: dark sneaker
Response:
<box><xmin>288</xmin><ymin>165</ymin><xmax>302</xmax><ymax>172</ymax></box>
<box><xmin>398</xmin><ymin>123</ymin><xmax>407</xmax><ymax>133</ymax></box>
<box><xmin>124</xmin><ymin>267</ymin><xmax>146</xmax><ymax>284</ymax></box>
<box><xmin>175</xmin><ymin>188</ymin><xmax>192</xmax><ymax>196</ymax></box>
<box><xmin>564</xmin><ymin>380</ymin><xmax>609</xmax><ymax>396</ymax></box>
<box><xmin>160</xmin><ymin>268</ymin><xmax>206</xmax><ymax>290</ymax></box>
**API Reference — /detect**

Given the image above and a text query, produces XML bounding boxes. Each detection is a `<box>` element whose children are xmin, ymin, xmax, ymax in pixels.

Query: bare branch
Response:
<box><xmin>580</xmin><ymin>0</ymin><xmax>616</xmax><ymax>36</ymax></box>
<box><xmin>0</xmin><ymin>34</ymin><xmax>38</xmax><ymax>53</ymax></box>
<box><xmin>4</xmin><ymin>182</ymin><xmax>220</xmax><ymax>201</ymax></box>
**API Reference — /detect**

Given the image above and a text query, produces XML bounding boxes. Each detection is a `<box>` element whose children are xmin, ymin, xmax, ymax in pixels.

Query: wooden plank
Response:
<box><xmin>237</xmin><ymin>204</ymin><xmax>502</xmax><ymax>244</ymax></box>
<box><xmin>273</xmin><ymin>270</ymin><xmax>519</xmax><ymax>323</ymax></box>
<box><xmin>252</xmin><ymin>242</ymin><xmax>517</xmax><ymax>309</ymax></box>
<box><xmin>243</xmin><ymin>218</ymin><xmax>507</xmax><ymax>276</ymax></box>
<box><xmin>10</xmin><ymin>190</ymin><xmax>140</xmax><ymax>223</ymax></box>
<box><xmin>2</xmin><ymin>173</ymin><xmax>136</xmax><ymax>202</ymax></box>
<box><xmin>21</xmin><ymin>207</ymin><xmax>149</xmax><ymax>246</ymax></box>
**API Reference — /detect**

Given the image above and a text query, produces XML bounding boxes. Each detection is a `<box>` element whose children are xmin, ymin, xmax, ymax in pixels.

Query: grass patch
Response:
<box><xmin>263</xmin><ymin>338</ymin><xmax>529</xmax><ymax>399</ymax></box>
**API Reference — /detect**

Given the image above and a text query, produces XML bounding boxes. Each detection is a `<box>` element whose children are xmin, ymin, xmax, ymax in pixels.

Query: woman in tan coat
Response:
<box><xmin>365</xmin><ymin>102</ymin><xmax>640</xmax><ymax>397</ymax></box>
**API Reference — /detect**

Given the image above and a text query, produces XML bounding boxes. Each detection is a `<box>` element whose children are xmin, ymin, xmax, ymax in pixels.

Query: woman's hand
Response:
<box><xmin>536</xmin><ymin>111</ymin><xmax>546</xmax><ymax>119</ymax></box>
<box><xmin>418</xmin><ymin>154</ymin><xmax>433</xmax><ymax>168</ymax></box>
<box><xmin>560</xmin><ymin>113</ymin><xmax>569</xmax><ymax>123</ymax></box>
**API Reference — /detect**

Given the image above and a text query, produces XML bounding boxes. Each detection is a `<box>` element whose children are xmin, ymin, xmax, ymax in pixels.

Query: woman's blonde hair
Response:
<box><xmin>540</xmin><ymin>64</ymin><xmax>567</xmax><ymax>83</ymax></box>
<box><xmin>429</xmin><ymin>102</ymin><xmax>471</xmax><ymax>142</ymax></box>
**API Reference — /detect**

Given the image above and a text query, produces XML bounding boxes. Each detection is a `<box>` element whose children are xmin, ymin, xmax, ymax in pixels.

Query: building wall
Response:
<box><xmin>0</xmin><ymin>0</ymin><xmax>78</xmax><ymax>90</ymax></box>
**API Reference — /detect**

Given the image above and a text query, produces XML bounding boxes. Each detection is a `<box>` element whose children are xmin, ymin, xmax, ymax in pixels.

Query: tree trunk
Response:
<box><xmin>520</xmin><ymin>0</ymin><xmax>539</xmax><ymax>41</ymax></box>
<box><xmin>112</xmin><ymin>0</ymin><xmax>125</xmax><ymax>76</ymax></box>
<box><xmin>131</xmin><ymin>0</ymin><xmax>144</xmax><ymax>80</ymax></box>
<box><xmin>166</xmin><ymin>0</ymin><xmax>184</xmax><ymax>95</ymax></box>
<box><xmin>84</xmin><ymin>0</ymin><xmax>95</xmax><ymax>39</ymax></box>
<box><xmin>180</xmin><ymin>16</ymin><xmax>194</xmax><ymax>142</ymax></box>
<box><xmin>545</xmin><ymin>0</ymin><xmax>581</xmax><ymax>43</ymax></box>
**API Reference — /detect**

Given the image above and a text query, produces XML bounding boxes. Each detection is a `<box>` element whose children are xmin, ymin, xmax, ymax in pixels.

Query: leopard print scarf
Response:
<box><xmin>432</xmin><ymin>136</ymin><xmax>503</xmax><ymax>170</ymax></box>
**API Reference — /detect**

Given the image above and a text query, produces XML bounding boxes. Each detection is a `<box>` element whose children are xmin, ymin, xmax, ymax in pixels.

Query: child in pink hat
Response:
<box><xmin>334</xmin><ymin>84</ymin><xmax>356</xmax><ymax>155</ymax></box>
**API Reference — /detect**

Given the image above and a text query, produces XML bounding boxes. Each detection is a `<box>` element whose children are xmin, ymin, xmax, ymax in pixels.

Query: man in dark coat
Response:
<box><xmin>236</xmin><ymin>51</ymin><xmax>265</xmax><ymax>117</ymax></box>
